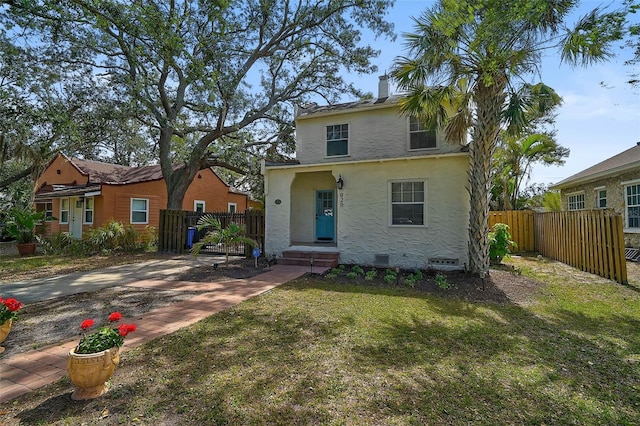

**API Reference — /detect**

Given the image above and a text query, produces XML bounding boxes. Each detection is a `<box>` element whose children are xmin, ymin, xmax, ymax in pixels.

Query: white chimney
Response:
<box><xmin>378</xmin><ymin>75</ymin><xmax>389</xmax><ymax>99</ymax></box>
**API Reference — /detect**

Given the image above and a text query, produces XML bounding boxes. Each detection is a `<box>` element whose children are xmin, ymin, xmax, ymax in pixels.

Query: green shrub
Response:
<box><xmin>346</xmin><ymin>272</ymin><xmax>358</xmax><ymax>279</ymax></box>
<box><xmin>384</xmin><ymin>269</ymin><xmax>398</xmax><ymax>285</ymax></box>
<box><xmin>364</xmin><ymin>269</ymin><xmax>377</xmax><ymax>281</ymax></box>
<box><xmin>325</xmin><ymin>272</ymin><xmax>338</xmax><ymax>279</ymax></box>
<box><xmin>351</xmin><ymin>265</ymin><xmax>364</xmax><ymax>275</ymax></box>
<box><xmin>488</xmin><ymin>223</ymin><xmax>517</xmax><ymax>264</ymax></box>
<box><xmin>435</xmin><ymin>273</ymin><xmax>450</xmax><ymax>289</ymax></box>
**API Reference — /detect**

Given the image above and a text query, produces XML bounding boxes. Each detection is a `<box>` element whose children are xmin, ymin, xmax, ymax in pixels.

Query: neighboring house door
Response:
<box><xmin>70</xmin><ymin>197</ymin><xmax>83</xmax><ymax>238</ymax></box>
<box><xmin>315</xmin><ymin>190</ymin><xmax>335</xmax><ymax>241</ymax></box>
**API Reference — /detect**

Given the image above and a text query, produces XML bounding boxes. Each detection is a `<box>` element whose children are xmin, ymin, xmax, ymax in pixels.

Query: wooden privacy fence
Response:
<box><xmin>488</xmin><ymin>210</ymin><xmax>535</xmax><ymax>252</ymax></box>
<box><xmin>159</xmin><ymin>209</ymin><xmax>265</xmax><ymax>256</ymax></box>
<box><xmin>534</xmin><ymin>210</ymin><xmax>627</xmax><ymax>284</ymax></box>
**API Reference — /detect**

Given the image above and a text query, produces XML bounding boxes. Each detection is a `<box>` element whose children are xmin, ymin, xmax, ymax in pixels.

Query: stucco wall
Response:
<box><xmin>295</xmin><ymin>105</ymin><xmax>463</xmax><ymax>165</ymax></box>
<box><xmin>265</xmin><ymin>154</ymin><xmax>470</xmax><ymax>270</ymax></box>
<box><xmin>559</xmin><ymin>168</ymin><xmax>640</xmax><ymax>246</ymax></box>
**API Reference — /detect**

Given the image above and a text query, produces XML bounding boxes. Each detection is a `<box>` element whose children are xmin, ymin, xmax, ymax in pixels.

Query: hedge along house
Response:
<box><xmin>551</xmin><ymin>143</ymin><xmax>640</xmax><ymax>247</ymax></box>
<box><xmin>34</xmin><ymin>154</ymin><xmax>254</xmax><ymax>239</ymax></box>
<box><xmin>262</xmin><ymin>76</ymin><xmax>471</xmax><ymax>270</ymax></box>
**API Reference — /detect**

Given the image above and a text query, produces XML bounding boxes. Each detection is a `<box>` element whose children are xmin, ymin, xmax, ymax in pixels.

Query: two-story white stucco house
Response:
<box><xmin>262</xmin><ymin>76</ymin><xmax>471</xmax><ymax>269</ymax></box>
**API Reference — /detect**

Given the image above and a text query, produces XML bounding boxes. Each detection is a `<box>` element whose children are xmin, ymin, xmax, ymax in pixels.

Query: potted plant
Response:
<box><xmin>67</xmin><ymin>312</ymin><xmax>136</xmax><ymax>400</ymax></box>
<box><xmin>0</xmin><ymin>296</ymin><xmax>23</xmax><ymax>354</ymax></box>
<box><xmin>5</xmin><ymin>207</ymin><xmax>46</xmax><ymax>256</ymax></box>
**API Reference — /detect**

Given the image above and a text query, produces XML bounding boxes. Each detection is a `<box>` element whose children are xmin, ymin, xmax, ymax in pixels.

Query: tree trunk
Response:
<box><xmin>158</xmin><ymin>128</ymin><xmax>199</xmax><ymax>210</ymax></box>
<box><xmin>468</xmin><ymin>76</ymin><xmax>507</xmax><ymax>277</ymax></box>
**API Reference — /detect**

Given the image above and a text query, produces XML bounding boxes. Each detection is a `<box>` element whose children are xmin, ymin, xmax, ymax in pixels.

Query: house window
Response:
<box><xmin>194</xmin><ymin>200</ymin><xmax>205</xmax><ymax>213</ymax></box>
<box><xmin>596</xmin><ymin>189</ymin><xmax>607</xmax><ymax>209</ymax></box>
<box><xmin>409</xmin><ymin>116</ymin><xmax>437</xmax><ymax>150</ymax></box>
<box><xmin>567</xmin><ymin>193</ymin><xmax>585</xmax><ymax>211</ymax></box>
<box><xmin>326</xmin><ymin>124</ymin><xmax>348</xmax><ymax>156</ymax></box>
<box><xmin>60</xmin><ymin>198</ymin><xmax>69</xmax><ymax>224</ymax></box>
<box><xmin>36</xmin><ymin>201</ymin><xmax>54</xmax><ymax>220</ymax></box>
<box><xmin>84</xmin><ymin>197</ymin><xmax>94</xmax><ymax>224</ymax></box>
<box><xmin>625</xmin><ymin>184</ymin><xmax>640</xmax><ymax>228</ymax></box>
<box><xmin>390</xmin><ymin>181</ymin><xmax>425</xmax><ymax>226</ymax></box>
<box><xmin>131</xmin><ymin>198</ymin><xmax>149</xmax><ymax>224</ymax></box>
<box><xmin>228</xmin><ymin>202</ymin><xmax>237</xmax><ymax>213</ymax></box>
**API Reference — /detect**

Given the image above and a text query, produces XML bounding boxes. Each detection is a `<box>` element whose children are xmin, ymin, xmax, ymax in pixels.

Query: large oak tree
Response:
<box><xmin>7</xmin><ymin>0</ymin><xmax>394</xmax><ymax>208</ymax></box>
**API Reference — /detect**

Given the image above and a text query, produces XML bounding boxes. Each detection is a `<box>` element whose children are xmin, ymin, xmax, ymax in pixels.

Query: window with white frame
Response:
<box><xmin>409</xmin><ymin>116</ymin><xmax>437</xmax><ymax>150</ymax></box>
<box><xmin>567</xmin><ymin>193</ymin><xmax>585</xmax><ymax>211</ymax></box>
<box><xmin>36</xmin><ymin>201</ymin><xmax>53</xmax><ymax>220</ymax></box>
<box><xmin>131</xmin><ymin>198</ymin><xmax>149</xmax><ymax>224</ymax></box>
<box><xmin>596</xmin><ymin>189</ymin><xmax>607</xmax><ymax>209</ymax></box>
<box><xmin>326</xmin><ymin>124</ymin><xmax>348</xmax><ymax>156</ymax></box>
<box><xmin>625</xmin><ymin>183</ymin><xmax>640</xmax><ymax>228</ymax></box>
<box><xmin>60</xmin><ymin>198</ymin><xmax>69</xmax><ymax>224</ymax></box>
<box><xmin>194</xmin><ymin>200</ymin><xmax>205</xmax><ymax>213</ymax></box>
<box><xmin>228</xmin><ymin>202</ymin><xmax>237</xmax><ymax>213</ymax></box>
<box><xmin>390</xmin><ymin>181</ymin><xmax>425</xmax><ymax>226</ymax></box>
<box><xmin>84</xmin><ymin>197</ymin><xmax>94</xmax><ymax>224</ymax></box>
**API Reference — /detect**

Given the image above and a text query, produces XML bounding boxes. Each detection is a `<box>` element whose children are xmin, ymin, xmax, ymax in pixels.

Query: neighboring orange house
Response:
<box><xmin>34</xmin><ymin>154</ymin><xmax>257</xmax><ymax>238</ymax></box>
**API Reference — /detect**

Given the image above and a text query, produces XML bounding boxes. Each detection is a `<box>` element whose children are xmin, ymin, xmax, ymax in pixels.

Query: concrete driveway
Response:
<box><xmin>0</xmin><ymin>257</ymin><xmax>212</xmax><ymax>303</ymax></box>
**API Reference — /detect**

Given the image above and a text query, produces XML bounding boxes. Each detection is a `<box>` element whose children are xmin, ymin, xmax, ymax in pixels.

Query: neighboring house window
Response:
<box><xmin>60</xmin><ymin>198</ymin><xmax>69</xmax><ymax>224</ymax></box>
<box><xmin>626</xmin><ymin>183</ymin><xmax>640</xmax><ymax>228</ymax></box>
<box><xmin>567</xmin><ymin>193</ymin><xmax>585</xmax><ymax>211</ymax></box>
<box><xmin>390</xmin><ymin>181</ymin><xmax>425</xmax><ymax>226</ymax></box>
<box><xmin>84</xmin><ymin>197</ymin><xmax>94</xmax><ymax>224</ymax></box>
<box><xmin>409</xmin><ymin>116</ymin><xmax>437</xmax><ymax>150</ymax></box>
<box><xmin>596</xmin><ymin>189</ymin><xmax>607</xmax><ymax>209</ymax></box>
<box><xmin>194</xmin><ymin>200</ymin><xmax>205</xmax><ymax>213</ymax></box>
<box><xmin>326</xmin><ymin>124</ymin><xmax>348</xmax><ymax>156</ymax></box>
<box><xmin>228</xmin><ymin>202</ymin><xmax>237</xmax><ymax>213</ymax></box>
<box><xmin>45</xmin><ymin>202</ymin><xmax>53</xmax><ymax>220</ymax></box>
<box><xmin>131</xmin><ymin>198</ymin><xmax>149</xmax><ymax>224</ymax></box>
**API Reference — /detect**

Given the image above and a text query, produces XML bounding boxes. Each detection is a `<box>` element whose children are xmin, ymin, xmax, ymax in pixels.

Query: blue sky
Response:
<box><xmin>349</xmin><ymin>0</ymin><xmax>640</xmax><ymax>188</ymax></box>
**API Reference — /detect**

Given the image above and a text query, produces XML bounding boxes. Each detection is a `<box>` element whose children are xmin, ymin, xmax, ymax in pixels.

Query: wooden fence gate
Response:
<box><xmin>158</xmin><ymin>209</ymin><xmax>265</xmax><ymax>256</ymax></box>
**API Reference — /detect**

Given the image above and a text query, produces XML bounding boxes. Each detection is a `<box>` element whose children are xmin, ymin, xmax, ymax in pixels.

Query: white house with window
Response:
<box><xmin>551</xmin><ymin>142</ymin><xmax>640</xmax><ymax>247</ymax></box>
<box><xmin>262</xmin><ymin>76</ymin><xmax>470</xmax><ymax>269</ymax></box>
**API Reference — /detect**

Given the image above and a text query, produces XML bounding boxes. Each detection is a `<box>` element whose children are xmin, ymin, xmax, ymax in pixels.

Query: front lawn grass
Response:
<box><xmin>7</xmin><ymin>257</ymin><xmax>640</xmax><ymax>425</ymax></box>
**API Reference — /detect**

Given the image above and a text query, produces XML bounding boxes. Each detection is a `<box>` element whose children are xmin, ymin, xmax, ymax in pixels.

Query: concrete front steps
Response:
<box><xmin>279</xmin><ymin>250</ymin><xmax>340</xmax><ymax>268</ymax></box>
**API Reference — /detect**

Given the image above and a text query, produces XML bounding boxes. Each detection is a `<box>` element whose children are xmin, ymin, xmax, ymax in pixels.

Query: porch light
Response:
<box><xmin>336</xmin><ymin>175</ymin><xmax>344</xmax><ymax>190</ymax></box>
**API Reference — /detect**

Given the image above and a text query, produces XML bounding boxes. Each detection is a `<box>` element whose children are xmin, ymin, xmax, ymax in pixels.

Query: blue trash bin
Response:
<box><xmin>187</xmin><ymin>227</ymin><xmax>196</xmax><ymax>249</ymax></box>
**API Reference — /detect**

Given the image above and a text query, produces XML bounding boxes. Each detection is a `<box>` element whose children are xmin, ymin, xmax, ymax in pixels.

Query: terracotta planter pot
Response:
<box><xmin>0</xmin><ymin>319</ymin><xmax>12</xmax><ymax>354</ymax></box>
<box><xmin>16</xmin><ymin>243</ymin><xmax>36</xmax><ymax>256</ymax></box>
<box><xmin>67</xmin><ymin>347</ymin><xmax>120</xmax><ymax>400</ymax></box>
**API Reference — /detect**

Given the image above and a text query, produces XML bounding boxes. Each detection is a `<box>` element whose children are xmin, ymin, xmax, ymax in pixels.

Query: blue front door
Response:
<box><xmin>315</xmin><ymin>190</ymin><xmax>335</xmax><ymax>241</ymax></box>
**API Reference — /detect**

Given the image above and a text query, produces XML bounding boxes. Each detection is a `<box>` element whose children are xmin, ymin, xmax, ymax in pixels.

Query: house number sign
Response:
<box><xmin>339</xmin><ymin>192</ymin><xmax>344</xmax><ymax>207</ymax></box>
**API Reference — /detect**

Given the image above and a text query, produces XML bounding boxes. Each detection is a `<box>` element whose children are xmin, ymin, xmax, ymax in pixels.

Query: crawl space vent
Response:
<box><xmin>428</xmin><ymin>258</ymin><xmax>459</xmax><ymax>266</ymax></box>
<box><xmin>374</xmin><ymin>254</ymin><xmax>390</xmax><ymax>266</ymax></box>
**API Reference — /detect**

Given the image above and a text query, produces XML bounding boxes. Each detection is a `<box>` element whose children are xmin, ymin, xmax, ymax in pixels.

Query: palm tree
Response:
<box><xmin>393</xmin><ymin>0</ymin><xmax>629</xmax><ymax>276</ymax></box>
<box><xmin>191</xmin><ymin>215</ymin><xmax>256</xmax><ymax>268</ymax></box>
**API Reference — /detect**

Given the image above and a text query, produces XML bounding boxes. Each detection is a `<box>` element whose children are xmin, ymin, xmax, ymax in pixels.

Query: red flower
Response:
<box><xmin>3</xmin><ymin>298</ymin><xmax>22</xmax><ymax>312</ymax></box>
<box><xmin>108</xmin><ymin>312</ymin><xmax>123</xmax><ymax>322</ymax></box>
<box><xmin>118</xmin><ymin>323</ymin><xmax>136</xmax><ymax>336</ymax></box>
<box><xmin>80</xmin><ymin>319</ymin><xmax>95</xmax><ymax>330</ymax></box>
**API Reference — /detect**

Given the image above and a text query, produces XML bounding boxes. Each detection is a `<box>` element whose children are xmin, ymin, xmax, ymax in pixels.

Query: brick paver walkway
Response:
<box><xmin>0</xmin><ymin>264</ymin><xmax>321</xmax><ymax>403</ymax></box>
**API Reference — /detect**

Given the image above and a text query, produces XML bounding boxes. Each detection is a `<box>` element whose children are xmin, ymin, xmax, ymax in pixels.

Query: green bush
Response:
<box><xmin>364</xmin><ymin>269</ymin><xmax>377</xmax><ymax>281</ymax></box>
<box><xmin>351</xmin><ymin>265</ymin><xmax>364</xmax><ymax>275</ymax></box>
<box><xmin>346</xmin><ymin>272</ymin><xmax>358</xmax><ymax>279</ymax></box>
<box><xmin>488</xmin><ymin>223</ymin><xmax>517</xmax><ymax>264</ymax></box>
<box><xmin>435</xmin><ymin>273</ymin><xmax>450</xmax><ymax>289</ymax></box>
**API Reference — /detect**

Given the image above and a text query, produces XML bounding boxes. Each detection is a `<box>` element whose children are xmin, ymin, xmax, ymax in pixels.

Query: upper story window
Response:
<box><xmin>625</xmin><ymin>184</ymin><xmax>640</xmax><ymax>228</ymax></box>
<box><xmin>390</xmin><ymin>181</ymin><xmax>426</xmax><ymax>226</ymax></box>
<box><xmin>326</xmin><ymin>124</ymin><xmax>349</xmax><ymax>156</ymax></box>
<box><xmin>131</xmin><ymin>198</ymin><xmax>149</xmax><ymax>224</ymax></box>
<box><xmin>409</xmin><ymin>116</ymin><xmax>437</xmax><ymax>150</ymax></box>
<box><xmin>228</xmin><ymin>202</ymin><xmax>237</xmax><ymax>213</ymax></box>
<box><xmin>567</xmin><ymin>193</ymin><xmax>585</xmax><ymax>211</ymax></box>
<box><xmin>84</xmin><ymin>197</ymin><xmax>94</xmax><ymax>224</ymax></box>
<box><xmin>596</xmin><ymin>189</ymin><xmax>607</xmax><ymax>209</ymax></box>
<box><xmin>60</xmin><ymin>198</ymin><xmax>70</xmax><ymax>224</ymax></box>
<box><xmin>194</xmin><ymin>200</ymin><xmax>205</xmax><ymax>213</ymax></box>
